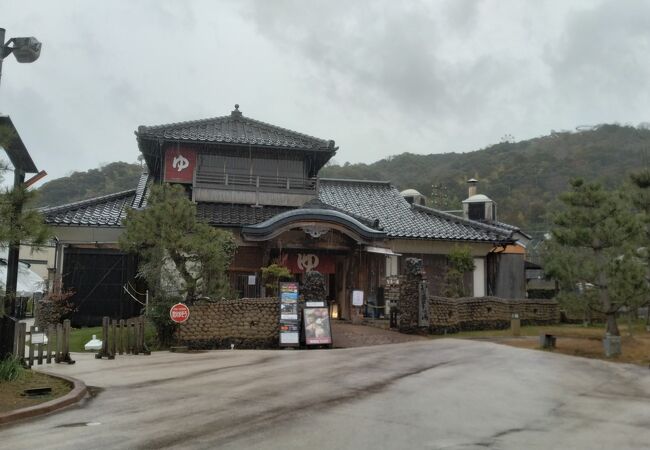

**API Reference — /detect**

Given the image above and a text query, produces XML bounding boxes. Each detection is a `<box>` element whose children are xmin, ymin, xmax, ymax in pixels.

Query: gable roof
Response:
<box><xmin>40</xmin><ymin>189</ymin><xmax>136</xmax><ymax>227</ymax></box>
<box><xmin>41</xmin><ymin>174</ymin><xmax>518</xmax><ymax>243</ymax></box>
<box><xmin>318</xmin><ymin>179</ymin><xmax>515</xmax><ymax>242</ymax></box>
<box><xmin>40</xmin><ymin>172</ymin><xmax>149</xmax><ymax>227</ymax></box>
<box><xmin>136</xmin><ymin>105</ymin><xmax>336</xmax><ymax>152</ymax></box>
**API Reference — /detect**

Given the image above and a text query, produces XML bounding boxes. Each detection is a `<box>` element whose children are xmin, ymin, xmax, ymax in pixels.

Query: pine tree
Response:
<box><xmin>545</xmin><ymin>179</ymin><xmax>645</xmax><ymax>337</ymax></box>
<box><xmin>628</xmin><ymin>169</ymin><xmax>650</xmax><ymax>325</ymax></box>
<box><xmin>120</xmin><ymin>183</ymin><xmax>237</xmax><ymax>343</ymax></box>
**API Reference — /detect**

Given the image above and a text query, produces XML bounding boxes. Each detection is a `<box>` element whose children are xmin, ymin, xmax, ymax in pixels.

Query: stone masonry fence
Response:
<box><xmin>428</xmin><ymin>296</ymin><xmax>559</xmax><ymax>334</ymax></box>
<box><xmin>179</xmin><ymin>298</ymin><xmax>279</xmax><ymax>349</ymax></box>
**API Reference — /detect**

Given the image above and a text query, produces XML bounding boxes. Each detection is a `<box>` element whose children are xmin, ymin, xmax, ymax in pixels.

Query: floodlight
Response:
<box><xmin>6</xmin><ymin>37</ymin><xmax>42</xmax><ymax>63</ymax></box>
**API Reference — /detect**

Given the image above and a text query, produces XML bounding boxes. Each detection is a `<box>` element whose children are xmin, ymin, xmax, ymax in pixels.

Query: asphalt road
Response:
<box><xmin>2</xmin><ymin>339</ymin><xmax>649</xmax><ymax>450</ymax></box>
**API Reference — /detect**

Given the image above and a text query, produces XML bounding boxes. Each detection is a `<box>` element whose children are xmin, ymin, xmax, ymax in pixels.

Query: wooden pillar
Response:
<box><xmin>55</xmin><ymin>323</ymin><xmax>63</xmax><ymax>362</ymax></box>
<box><xmin>28</xmin><ymin>325</ymin><xmax>35</xmax><ymax>367</ymax></box>
<box><xmin>46</xmin><ymin>325</ymin><xmax>54</xmax><ymax>364</ymax></box>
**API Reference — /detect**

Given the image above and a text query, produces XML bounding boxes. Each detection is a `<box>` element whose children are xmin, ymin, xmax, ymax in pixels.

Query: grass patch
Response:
<box><xmin>0</xmin><ymin>356</ymin><xmax>24</xmax><ymax>382</ymax></box>
<box><xmin>441</xmin><ymin>321</ymin><xmax>650</xmax><ymax>366</ymax></box>
<box><xmin>68</xmin><ymin>326</ymin><xmax>102</xmax><ymax>352</ymax></box>
<box><xmin>66</xmin><ymin>321</ymin><xmax>161</xmax><ymax>352</ymax></box>
<box><xmin>437</xmin><ymin>320</ymin><xmax>648</xmax><ymax>340</ymax></box>
<box><xmin>0</xmin><ymin>370</ymin><xmax>71</xmax><ymax>413</ymax></box>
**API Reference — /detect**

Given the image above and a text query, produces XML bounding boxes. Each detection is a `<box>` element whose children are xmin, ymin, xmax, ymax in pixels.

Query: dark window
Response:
<box><xmin>468</xmin><ymin>202</ymin><xmax>485</xmax><ymax>220</ymax></box>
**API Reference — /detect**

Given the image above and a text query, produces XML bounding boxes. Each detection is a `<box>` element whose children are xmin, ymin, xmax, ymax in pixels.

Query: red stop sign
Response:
<box><xmin>170</xmin><ymin>303</ymin><xmax>190</xmax><ymax>323</ymax></box>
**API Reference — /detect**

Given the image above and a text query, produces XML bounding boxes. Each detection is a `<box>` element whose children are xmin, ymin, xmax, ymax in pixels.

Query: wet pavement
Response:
<box><xmin>331</xmin><ymin>321</ymin><xmax>427</xmax><ymax>347</ymax></box>
<box><xmin>2</xmin><ymin>339</ymin><xmax>649</xmax><ymax>449</ymax></box>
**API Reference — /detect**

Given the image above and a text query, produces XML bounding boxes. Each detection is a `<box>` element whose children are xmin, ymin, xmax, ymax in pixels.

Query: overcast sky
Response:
<box><xmin>2</xmin><ymin>0</ymin><xmax>650</xmax><ymax>183</ymax></box>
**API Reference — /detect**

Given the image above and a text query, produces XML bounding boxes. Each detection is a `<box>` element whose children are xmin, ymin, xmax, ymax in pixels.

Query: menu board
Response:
<box><xmin>352</xmin><ymin>289</ymin><xmax>364</xmax><ymax>306</ymax></box>
<box><xmin>303</xmin><ymin>307</ymin><xmax>332</xmax><ymax>346</ymax></box>
<box><xmin>279</xmin><ymin>282</ymin><xmax>300</xmax><ymax>346</ymax></box>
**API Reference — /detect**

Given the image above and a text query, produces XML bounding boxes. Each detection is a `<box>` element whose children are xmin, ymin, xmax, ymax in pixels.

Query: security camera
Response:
<box><xmin>10</xmin><ymin>37</ymin><xmax>41</xmax><ymax>63</ymax></box>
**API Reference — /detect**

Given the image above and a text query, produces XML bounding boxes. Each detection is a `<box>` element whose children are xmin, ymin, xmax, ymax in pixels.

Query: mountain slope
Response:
<box><xmin>34</xmin><ymin>161</ymin><xmax>143</xmax><ymax>208</ymax></box>
<box><xmin>321</xmin><ymin>124</ymin><xmax>650</xmax><ymax>229</ymax></box>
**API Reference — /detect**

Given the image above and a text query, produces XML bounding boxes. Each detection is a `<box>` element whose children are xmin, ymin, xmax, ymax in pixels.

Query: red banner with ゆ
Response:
<box><xmin>164</xmin><ymin>147</ymin><xmax>197</xmax><ymax>184</ymax></box>
<box><xmin>278</xmin><ymin>253</ymin><xmax>335</xmax><ymax>274</ymax></box>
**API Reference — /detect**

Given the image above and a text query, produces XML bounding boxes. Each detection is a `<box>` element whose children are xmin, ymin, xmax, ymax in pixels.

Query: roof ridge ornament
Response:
<box><xmin>231</xmin><ymin>103</ymin><xmax>243</xmax><ymax>119</ymax></box>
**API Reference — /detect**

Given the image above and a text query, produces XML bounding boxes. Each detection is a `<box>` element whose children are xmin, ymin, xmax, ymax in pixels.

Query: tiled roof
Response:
<box><xmin>136</xmin><ymin>105</ymin><xmax>336</xmax><ymax>151</ymax></box>
<box><xmin>318</xmin><ymin>179</ymin><xmax>514</xmax><ymax>242</ymax></box>
<box><xmin>42</xmin><ymin>174</ymin><xmax>517</xmax><ymax>242</ymax></box>
<box><xmin>41</xmin><ymin>172</ymin><xmax>150</xmax><ymax>227</ymax></box>
<box><xmin>40</xmin><ymin>190</ymin><xmax>136</xmax><ymax>227</ymax></box>
<box><xmin>196</xmin><ymin>203</ymin><xmax>294</xmax><ymax>226</ymax></box>
<box><xmin>132</xmin><ymin>172</ymin><xmax>150</xmax><ymax>209</ymax></box>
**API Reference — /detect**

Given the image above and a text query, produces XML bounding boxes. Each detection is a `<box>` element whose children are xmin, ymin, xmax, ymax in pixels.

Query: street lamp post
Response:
<box><xmin>0</xmin><ymin>27</ymin><xmax>42</xmax><ymax>358</ymax></box>
<box><xmin>0</xmin><ymin>28</ymin><xmax>42</xmax><ymax>85</ymax></box>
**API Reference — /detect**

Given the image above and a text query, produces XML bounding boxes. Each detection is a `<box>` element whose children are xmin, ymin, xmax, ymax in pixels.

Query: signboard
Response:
<box><xmin>279</xmin><ymin>282</ymin><xmax>300</xmax><ymax>346</ymax></box>
<box><xmin>306</xmin><ymin>301</ymin><xmax>325</xmax><ymax>308</ymax></box>
<box><xmin>164</xmin><ymin>147</ymin><xmax>197</xmax><ymax>184</ymax></box>
<box><xmin>170</xmin><ymin>303</ymin><xmax>190</xmax><ymax>323</ymax></box>
<box><xmin>303</xmin><ymin>307</ymin><xmax>332</xmax><ymax>345</ymax></box>
<box><xmin>31</xmin><ymin>332</ymin><xmax>45</xmax><ymax>345</ymax></box>
<box><xmin>278</xmin><ymin>253</ymin><xmax>335</xmax><ymax>274</ymax></box>
<box><xmin>352</xmin><ymin>290</ymin><xmax>364</xmax><ymax>307</ymax></box>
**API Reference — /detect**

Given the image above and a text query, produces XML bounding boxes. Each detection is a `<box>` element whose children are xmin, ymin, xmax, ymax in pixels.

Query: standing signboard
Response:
<box><xmin>279</xmin><ymin>282</ymin><xmax>300</xmax><ymax>346</ymax></box>
<box><xmin>303</xmin><ymin>307</ymin><xmax>332</xmax><ymax>346</ymax></box>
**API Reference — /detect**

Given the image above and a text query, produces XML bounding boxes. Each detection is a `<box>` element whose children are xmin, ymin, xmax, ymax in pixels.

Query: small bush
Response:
<box><xmin>36</xmin><ymin>280</ymin><xmax>75</xmax><ymax>328</ymax></box>
<box><xmin>0</xmin><ymin>356</ymin><xmax>24</xmax><ymax>381</ymax></box>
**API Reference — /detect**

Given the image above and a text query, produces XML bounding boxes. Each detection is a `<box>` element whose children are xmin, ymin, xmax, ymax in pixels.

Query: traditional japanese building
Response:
<box><xmin>42</xmin><ymin>106</ymin><xmax>528</xmax><ymax>325</ymax></box>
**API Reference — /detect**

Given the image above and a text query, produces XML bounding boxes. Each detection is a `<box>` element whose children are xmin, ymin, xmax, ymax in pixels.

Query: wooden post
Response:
<box><xmin>134</xmin><ymin>318</ymin><xmax>141</xmax><ymax>355</ymax></box>
<box><xmin>37</xmin><ymin>339</ymin><xmax>43</xmax><ymax>365</ymax></box>
<box><xmin>96</xmin><ymin>316</ymin><xmax>110</xmax><ymax>359</ymax></box>
<box><xmin>139</xmin><ymin>317</ymin><xmax>144</xmax><ymax>354</ymax></box>
<box><xmin>18</xmin><ymin>322</ymin><xmax>26</xmax><ymax>361</ymax></box>
<box><xmin>28</xmin><ymin>325</ymin><xmax>35</xmax><ymax>367</ymax></box>
<box><xmin>12</xmin><ymin>320</ymin><xmax>21</xmax><ymax>356</ymax></box>
<box><xmin>110</xmin><ymin>320</ymin><xmax>117</xmax><ymax>359</ymax></box>
<box><xmin>128</xmin><ymin>319</ymin><xmax>135</xmax><ymax>354</ymax></box>
<box><xmin>55</xmin><ymin>323</ymin><xmax>63</xmax><ymax>363</ymax></box>
<box><xmin>140</xmin><ymin>316</ymin><xmax>150</xmax><ymax>355</ymax></box>
<box><xmin>119</xmin><ymin>319</ymin><xmax>125</xmax><ymax>355</ymax></box>
<box><xmin>62</xmin><ymin>319</ymin><xmax>71</xmax><ymax>362</ymax></box>
<box><xmin>46</xmin><ymin>325</ymin><xmax>54</xmax><ymax>364</ymax></box>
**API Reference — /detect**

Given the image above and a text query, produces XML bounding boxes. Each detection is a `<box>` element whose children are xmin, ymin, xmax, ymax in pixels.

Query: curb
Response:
<box><xmin>0</xmin><ymin>371</ymin><xmax>88</xmax><ymax>426</ymax></box>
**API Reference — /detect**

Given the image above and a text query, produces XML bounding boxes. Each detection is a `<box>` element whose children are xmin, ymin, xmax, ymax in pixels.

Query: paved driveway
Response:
<box><xmin>2</xmin><ymin>339</ymin><xmax>649</xmax><ymax>449</ymax></box>
<box><xmin>331</xmin><ymin>321</ymin><xmax>427</xmax><ymax>347</ymax></box>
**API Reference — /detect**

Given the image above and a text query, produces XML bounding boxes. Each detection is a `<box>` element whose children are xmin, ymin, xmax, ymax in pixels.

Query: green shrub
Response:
<box><xmin>0</xmin><ymin>356</ymin><xmax>24</xmax><ymax>381</ymax></box>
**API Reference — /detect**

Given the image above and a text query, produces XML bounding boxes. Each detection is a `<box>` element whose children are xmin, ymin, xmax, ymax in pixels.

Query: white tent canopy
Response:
<box><xmin>0</xmin><ymin>250</ymin><xmax>46</xmax><ymax>296</ymax></box>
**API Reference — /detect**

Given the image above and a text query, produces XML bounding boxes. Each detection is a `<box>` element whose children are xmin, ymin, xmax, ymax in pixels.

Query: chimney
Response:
<box><xmin>467</xmin><ymin>178</ymin><xmax>478</xmax><ymax>197</ymax></box>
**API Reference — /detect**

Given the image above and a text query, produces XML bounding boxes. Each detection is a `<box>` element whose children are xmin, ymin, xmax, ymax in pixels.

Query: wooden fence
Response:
<box><xmin>95</xmin><ymin>316</ymin><xmax>150</xmax><ymax>359</ymax></box>
<box><xmin>13</xmin><ymin>319</ymin><xmax>75</xmax><ymax>366</ymax></box>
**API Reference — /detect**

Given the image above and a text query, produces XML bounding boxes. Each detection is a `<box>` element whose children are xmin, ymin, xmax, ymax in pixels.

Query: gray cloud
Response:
<box><xmin>2</xmin><ymin>0</ymin><xmax>649</xmax><ymax>183</ymax></box>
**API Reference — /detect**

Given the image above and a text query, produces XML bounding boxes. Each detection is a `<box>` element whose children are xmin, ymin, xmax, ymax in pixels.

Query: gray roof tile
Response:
<box><xmin>40</xmin><ymin>190</ymin><xmax>136</xmax><ymax>227</ymax></box>
<box><xmin>318</xmin><ymin>179</ymin><xmax>514</xmax><ymax>242</ymax></box>
<box><xmin>42</xmin><ymin>175</ymin><xmax>517</xmax><ymax>242</ymax></box>
<box><xmin>196</xmin><ymin>203</ymin><xmax>294</xmax><ymax>226</ymax></box>
<box><xmin>137</xmin><ymin>105</ymin><xmax>335</xmax><ymax>151</ymax></box>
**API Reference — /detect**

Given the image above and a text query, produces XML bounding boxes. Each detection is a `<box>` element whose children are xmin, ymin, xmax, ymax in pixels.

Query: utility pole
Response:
<box><xmin>0</xmin><ymin>27</ymin><xmax>42</xmax><ymax>358</ymax></box>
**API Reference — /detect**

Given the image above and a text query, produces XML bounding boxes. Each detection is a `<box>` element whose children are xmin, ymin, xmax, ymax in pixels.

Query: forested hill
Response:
<box><xmin>34</xmin><ymin>125</ymin><xmax>650</xmax><ymax>229</ymax></box>
<box><xmin>33</xmin><ymin>161</ymin><xmax>143</xmax><ymax>208</ymax></box>
<box><xmin>321</xmin><ymin>124</ymin><xmax>650</xmax><ymax>230</ymax></box>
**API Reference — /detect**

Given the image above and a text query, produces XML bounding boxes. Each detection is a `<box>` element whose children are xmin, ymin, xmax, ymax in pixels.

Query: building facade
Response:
<box><xmin>42</xmin><ymin>106</ymin><xmax>528</xmax><ymax>325</ymax></box>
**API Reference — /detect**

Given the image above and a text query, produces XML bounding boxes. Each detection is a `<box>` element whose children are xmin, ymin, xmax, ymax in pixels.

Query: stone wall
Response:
<box><xmin>398</xmin><ymin>258</ymin><xmax>423</xmax><ymax>333</ymax></box>
<box><xmin>428</xmin><ymin>296</ymin><xmax>559</xmax><ymax>334</ymax></box>
<box><xmin>179</xmin><ymin>298</ymin><xmax>280</xmax><ymax>349</ymax></box>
